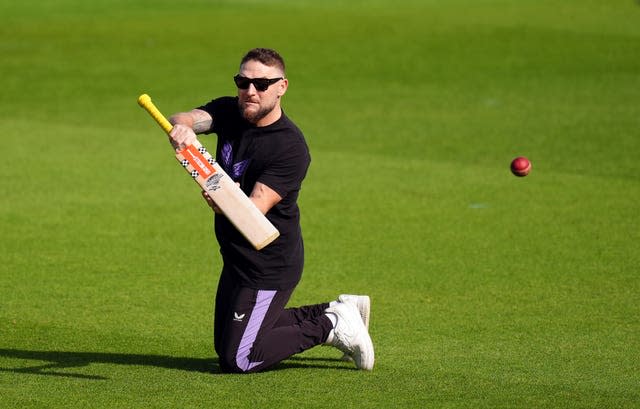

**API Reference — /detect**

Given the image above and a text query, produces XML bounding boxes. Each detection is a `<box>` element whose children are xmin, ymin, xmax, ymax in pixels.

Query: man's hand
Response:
<box><xmin>201</xmin><ymin>181</ymin><xmax>245</xmax><ymax>214</ymax></box>
<box><xmin>168</xmin><ymin>124</ymin><xmax>197</xmax><ymax>151</ymax></box>
<box><xmin>201</xmin><ymin>190</ymin><xmax>222</xmax><ymax>214</ymax></box>
<box><xmin>168</xmin><ymin>109</ymin><xmax>213</xmax><ymax>151</ymax></box>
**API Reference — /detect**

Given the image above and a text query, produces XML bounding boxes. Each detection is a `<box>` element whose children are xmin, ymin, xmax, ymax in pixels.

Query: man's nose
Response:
<box><xmin>247</xmin><ymin>83</ymin><xmax>258</xmax><ymax>95</ymax></box>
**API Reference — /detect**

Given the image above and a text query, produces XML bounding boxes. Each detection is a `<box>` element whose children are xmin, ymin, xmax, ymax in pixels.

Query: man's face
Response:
<box><xmin>237</xmin><ymin>60</ymin><xmax>287</xmax><ymax>125</ymax></box>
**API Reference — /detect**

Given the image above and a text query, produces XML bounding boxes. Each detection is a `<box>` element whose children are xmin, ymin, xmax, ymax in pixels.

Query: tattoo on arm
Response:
<box><xmin>190</xmin><ymin>109</ymin><xmax>213</xmax><ymax>134</ymax></box>
<box><xmin>168</xmin><ymin>109</ymin><xmax>213</xmax><ymax>134</ymax></box>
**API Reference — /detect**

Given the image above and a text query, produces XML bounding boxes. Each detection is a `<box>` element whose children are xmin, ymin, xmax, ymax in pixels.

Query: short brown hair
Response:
<box><xmin>240</xmin><ymin>48</ymin><xmax>286</xmax><ymax>75</ymax></box>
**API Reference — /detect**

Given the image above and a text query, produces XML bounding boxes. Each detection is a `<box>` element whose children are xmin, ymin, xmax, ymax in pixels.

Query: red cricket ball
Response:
<box><xmin>510</xmin><ymin>156</ymin><xmax>531</xmax><ymax>177</ymax></box>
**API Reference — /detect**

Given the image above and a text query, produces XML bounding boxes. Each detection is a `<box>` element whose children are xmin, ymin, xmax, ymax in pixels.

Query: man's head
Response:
<box><xmin>240</xmin><ymin>48</ymin><xmax>286</xmax><ymax>75</ymax></box>
<box><xmin>236</xmin><ymin>48</ymin><xmax>289</xmax><ymax>126</ymax></box>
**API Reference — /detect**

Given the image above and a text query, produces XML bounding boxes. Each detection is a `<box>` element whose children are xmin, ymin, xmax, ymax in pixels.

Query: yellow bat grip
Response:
<box><xmin>138</xmin><ymin>94</ymin><xmax>173</xmax><ymax>135</ymax></box>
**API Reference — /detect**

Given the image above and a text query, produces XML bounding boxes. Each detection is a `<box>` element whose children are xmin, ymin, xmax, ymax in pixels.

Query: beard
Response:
<box><xmin>239</xmin><ymin>99</ymin><xmax>277</xmax><ymax>124</ymax></box>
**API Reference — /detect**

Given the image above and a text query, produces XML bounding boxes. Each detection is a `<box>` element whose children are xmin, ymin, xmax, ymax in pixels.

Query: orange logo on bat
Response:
<box><xmin>181</xmin><ymin>145</ymin><xmax>215</xmax><ymax>178</ymax></box>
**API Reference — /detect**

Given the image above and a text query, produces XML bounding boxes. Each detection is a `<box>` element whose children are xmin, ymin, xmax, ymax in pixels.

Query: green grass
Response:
<box><xmin>1</xmin><ymin>0</ymin><xmax>639</xmax><ymax>407</ymax></box>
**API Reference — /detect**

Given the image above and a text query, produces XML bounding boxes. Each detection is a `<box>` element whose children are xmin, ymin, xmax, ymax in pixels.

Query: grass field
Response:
<box><xmin>1</xmin><ymin>0</ymin><xmax>639</xmax><ymax>407</ymax></box>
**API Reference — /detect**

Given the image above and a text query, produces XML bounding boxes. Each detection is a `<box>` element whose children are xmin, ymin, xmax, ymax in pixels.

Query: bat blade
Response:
<box><xmin>138</xmin><ymin>93</ymin><xmax>279</xmax><ymax>250</ymax></box>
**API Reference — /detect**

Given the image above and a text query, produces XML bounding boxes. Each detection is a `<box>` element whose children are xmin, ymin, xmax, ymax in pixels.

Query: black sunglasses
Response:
<box><xmin>233</xmin><ymin>75</ymin><xmax>284</xmax><ymax>92</ymax></box>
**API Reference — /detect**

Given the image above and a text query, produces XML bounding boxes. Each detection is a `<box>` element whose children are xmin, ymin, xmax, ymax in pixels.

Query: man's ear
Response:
<box><xmin>277</xmin><ymin>78</ymin><xmax>289</xmax><ymax>97</ymax></box>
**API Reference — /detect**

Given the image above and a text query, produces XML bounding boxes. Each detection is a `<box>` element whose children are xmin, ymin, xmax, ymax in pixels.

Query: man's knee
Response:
<box><xmin>218</xmin><ymin>346</ymin><xmax>268</xmax><ymax>374</ymax></box>
<box><xmin>218</xmin><ymin>359</ymin><xmax>243</xmax><ymax>374</ymax></box>
<box><xmin>217</xmin><ymin>341</ymin><xmax>256</xmax><ymax>374</ymax></box>
<box><xmin>217</xmin><ymin>342</ymin><xmax>241</xmax><ymax>373</ymax></box>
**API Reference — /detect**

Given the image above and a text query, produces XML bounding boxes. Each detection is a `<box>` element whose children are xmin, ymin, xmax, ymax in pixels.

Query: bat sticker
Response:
<box><xmin>180</xmin><ymin>145</ymin><xmax>216</xmax><ymax>178</ymax></box>
<box><xmin>204</xmin><ymin>173</ymin><xmax>223</xmax><ymax>192</ymax></box>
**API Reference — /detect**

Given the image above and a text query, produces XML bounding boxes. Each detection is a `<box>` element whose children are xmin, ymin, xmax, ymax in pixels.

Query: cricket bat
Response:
<box><xmin>137</xmin><ymin>94</ymin><xmax>280</xmax><ymax>250</ymax></box>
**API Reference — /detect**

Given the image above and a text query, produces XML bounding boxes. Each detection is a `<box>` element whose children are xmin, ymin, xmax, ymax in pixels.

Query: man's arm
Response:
<box><xmin>201</xmin><ymin>182</ymin><xmax>282</xmax><ymax>215</ymax></box>
<box><xmin>249</xmin><ymin>182</ymin><xmax>283</xmax><ymax>215</ymax></box>
<box><xmin>169</xmin><ymin>108</ymin><xmax>213</xmax><ymax>133</ymax></box>
<box><xmin>167</xmin><ymin>109</ymin><xmax>213</xmax><ymax>151</ymax></box>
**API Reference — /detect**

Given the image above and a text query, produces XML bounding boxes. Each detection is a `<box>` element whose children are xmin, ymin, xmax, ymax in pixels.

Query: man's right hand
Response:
<box><xmin>168</xmin><ymin>124</ymin><xmax>197</xmax><ymax>151</ymax></box>
<box><xmin>168</xmin><ymin>109</ymin><xmax>213</xmax><ymax>151</ymax></box>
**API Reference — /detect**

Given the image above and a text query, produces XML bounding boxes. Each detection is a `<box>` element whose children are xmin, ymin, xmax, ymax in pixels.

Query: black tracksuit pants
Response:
<box><xmin>214</xmin><ymin>269</ymin><xmax>333</xmax><ymax>373</ymax></box>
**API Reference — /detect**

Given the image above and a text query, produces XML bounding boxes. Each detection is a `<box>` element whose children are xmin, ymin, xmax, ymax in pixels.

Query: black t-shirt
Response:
<box><xmin>198</xmin><ymin>97</ymin><xmax>311</xmax><ymax>290</ymax></box>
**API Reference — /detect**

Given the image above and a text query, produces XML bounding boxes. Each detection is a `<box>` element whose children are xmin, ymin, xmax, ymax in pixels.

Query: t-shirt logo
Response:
<box><xmin>221</xmin><ymin>141</ymin><xmax>250</xmax><ymax>181</ymax></box>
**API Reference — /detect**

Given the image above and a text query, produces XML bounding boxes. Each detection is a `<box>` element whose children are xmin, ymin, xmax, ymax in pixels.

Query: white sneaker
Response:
<box><xmin>336</xmin><ymin>294</ymin><xmax>370</xmax><ymax>362</ymax></box>
<box><xmin>325</xmin><ymin>302</ymin><xmax>375</xmax><ymax>370</ymax></box>
<box><xmin>338</xmin><ymin>294</ymin><xmax>370</xmax><ymax>329</ymax></box>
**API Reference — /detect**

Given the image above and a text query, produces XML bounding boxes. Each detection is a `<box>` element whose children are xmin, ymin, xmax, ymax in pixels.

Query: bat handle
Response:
<box><xmin>138</xmin><ymin>94</ymin><xmax>173</xmax><ymax>135</ymax></box>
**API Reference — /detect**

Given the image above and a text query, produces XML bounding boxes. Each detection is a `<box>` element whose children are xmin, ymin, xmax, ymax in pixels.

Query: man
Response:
<box><xmin>168</xmin><ymin>48</ymin><xmax>374</xmax><ymax>373</ymax></box>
